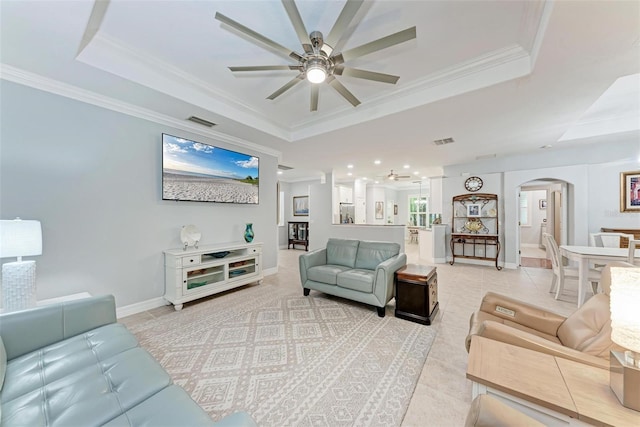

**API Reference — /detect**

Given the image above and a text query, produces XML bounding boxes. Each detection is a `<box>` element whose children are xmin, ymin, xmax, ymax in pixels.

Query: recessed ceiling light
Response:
<box><xmin>277</xmin><ymin>171</ymin><xmax>283</xmax><ymax>175</ymax></box>
<box><xmin>347</xmin><ymin>172</ymin><xmax>352</xmax><ymax>176</ymax></box>
<box><xmin>413</xmin><ymin>171</ymin><xmax>419</xmax><ymax>175</ymax></box>
<box><xmin>421</xmin><ymin>176</ymin><xmax>427</xmax><ymax>179</ymax></box>
<box><xmin>347</xmin><ymin>164</ymin><xmax>354</xmax><ymax>169</ymax></box>
<box><xmin>374</xmin><ymin>160</ymin><xmax>381</xmax><ymax>165</ymax></box>
<box><xmin>403</xmin><ymin>164</ymin><xmax>410</xmax><ymax>169</ymax></box>
<box><xmin>374</xmin><ymin>180</ymin><xmax>379</xmax><ymax>184</ymax></box>
<box><xmin>362</xmin><ymin>177</ymin><xmax>368</xmax><ymax>180</ymax></box>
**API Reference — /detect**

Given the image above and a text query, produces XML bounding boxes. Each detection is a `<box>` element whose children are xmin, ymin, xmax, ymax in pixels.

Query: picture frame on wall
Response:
<box><xmin>621</xmin><ymin>170</ymin><xmax>640</xmax><ymax>212</ymax></box>
<box><xmin>467</xmin><ymin>204</ymin><xmax>481</xmax><ymax>217</ymax></box>
<box><xmin>375</xmin><ymin>201</ymin><xmax>384</xmax><ymax>219</ymax></box>
<box><xmin>539</xmin><ymin>199</ymin><xmax>547</xmax><ymax>209</ymax></box>
<box><xmin>293</xmin><ymin>196</ymin><xmax>309</xmax><ymax>216</ymax></box>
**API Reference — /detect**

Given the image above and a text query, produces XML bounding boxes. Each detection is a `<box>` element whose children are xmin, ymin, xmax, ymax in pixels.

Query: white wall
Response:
<box><xmin>0</xmin><ymin>81</ymin><xmax>279</xmax><ymax>307</ymax></box>
<box><xmin>440</xmin><ymin>139</ymin><xmax>640</xmax><ymax>268</ymax></box>
<box><xmin>588</xmin><ymin>160</ymin><xmax>640</xmax><ymax>233</ymax></box>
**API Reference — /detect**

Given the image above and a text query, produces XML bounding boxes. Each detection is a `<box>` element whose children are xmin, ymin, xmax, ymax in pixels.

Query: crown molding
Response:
<box><xmin>0</xmin><ymin>63</ymin><xmax>282</xmax><ymax>159</ymax></box>
<box><xmin>76</xmin><ymin>31</ymin><xmax>292</xmax><ymax>141</ymax></box>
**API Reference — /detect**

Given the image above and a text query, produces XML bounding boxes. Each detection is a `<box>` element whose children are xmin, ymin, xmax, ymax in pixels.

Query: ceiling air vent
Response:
<box><xmin>433</xmin><ymin>137</ymin><xmax>455</xmax><ymax>146</ymax></box>
<box><xmin>187</xmin><ymin>116</ymin><xmax>216</xmax><ymax>127</ymax></box>
<box><xmin>278</xmin><ymin>165</ymin><xmax>294</xmax><ymax>170</ymax></box>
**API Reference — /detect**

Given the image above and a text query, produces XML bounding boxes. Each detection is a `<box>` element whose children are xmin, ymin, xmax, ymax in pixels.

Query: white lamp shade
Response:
<box><xmin>0</xmin><ymin>219</ymin><xmax>42</xmax><ymax>258</ymax></box>
<box><xmin>610</xmin><ymin>266</ymin><xmax>640</xmax><ymax>353</ymax></box>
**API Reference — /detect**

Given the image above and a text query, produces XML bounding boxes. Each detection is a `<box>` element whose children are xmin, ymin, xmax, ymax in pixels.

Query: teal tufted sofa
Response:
<box><xmin>299</xmin><ymin>238</ymin><xmax>407</xmax><ymax>316</ymax></box>
<box><xmin>0</xmin><ymin>295</ymin><xmax>256</xmax><ymax>427</ymax></box>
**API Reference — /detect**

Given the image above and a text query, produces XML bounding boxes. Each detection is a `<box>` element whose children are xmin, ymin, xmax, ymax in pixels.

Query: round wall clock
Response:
<box><xmin>464</xmin><ymin>176</ymin><xmax>483</xmax><ymax>192</ymax></box>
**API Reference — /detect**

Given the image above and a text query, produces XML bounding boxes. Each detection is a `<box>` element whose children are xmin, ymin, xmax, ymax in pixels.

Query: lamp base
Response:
<box><xmin>610</xmin><ymin>350</ymin><xmax>640</xmax><ymax>411</ymax></box>
<box><xmin>2</xmin><ymin>260</ymin><xmax>37</xmax><ymax>312</ymax></box>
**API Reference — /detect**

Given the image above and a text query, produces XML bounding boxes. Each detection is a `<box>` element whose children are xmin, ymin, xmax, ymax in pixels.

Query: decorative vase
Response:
<box><xmin>244</xmin><ymin>223</ymin><xmax>254</xmax><ymax>243</ymax></box>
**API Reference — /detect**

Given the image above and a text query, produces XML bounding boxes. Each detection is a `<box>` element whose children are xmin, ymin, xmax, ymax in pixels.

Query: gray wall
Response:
<box><xmin>0</xmin><ymin>81</ymin><xmax>279</xmax><ymax>307</ymax></box>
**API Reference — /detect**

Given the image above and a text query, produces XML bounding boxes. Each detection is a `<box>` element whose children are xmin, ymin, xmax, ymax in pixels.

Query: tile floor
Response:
<box><xmin>120</xmin><ymin>243</ymin><xmax>584</xmax><ymax>426</ymax></box>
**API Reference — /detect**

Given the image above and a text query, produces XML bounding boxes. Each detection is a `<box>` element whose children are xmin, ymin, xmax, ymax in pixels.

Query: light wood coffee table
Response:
<box><xmin>466</xmin><ymin>336</ymin><xmax>640</xmax><ymax>426</ymax></box>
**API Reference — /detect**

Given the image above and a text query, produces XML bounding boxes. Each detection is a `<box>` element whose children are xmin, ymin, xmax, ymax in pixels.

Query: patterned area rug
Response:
<box><xmin>129</xmin><ymin>284</ymin><xmax>436</xmax><ymax>426</ymax></box>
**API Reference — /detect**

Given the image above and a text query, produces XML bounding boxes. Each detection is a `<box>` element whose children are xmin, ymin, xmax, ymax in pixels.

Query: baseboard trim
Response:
<box><xmin>116</xmin><ymin>297</ymin><xmax>167</xmax><ymax>319</ymax></box>
<box><xmin>116</xmin><ymin>267</ymin><xmax>280</xmax><ymax>318</ymax></box>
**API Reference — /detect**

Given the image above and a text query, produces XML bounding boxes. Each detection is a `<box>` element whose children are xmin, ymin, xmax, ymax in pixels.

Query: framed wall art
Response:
<box><xmin>621</xmin><ymin>170</ymin><xmax>640</xmax><ymax>212</ymax></box>
<box><xmin>293</xmin><ymin>196</ymin><xmax>309</xmax><ymax>216</ymax></box>
<box><xmin>467</xmin><ymin>203</ymin><xmax>482</xmax><ymax>217</ymax></box>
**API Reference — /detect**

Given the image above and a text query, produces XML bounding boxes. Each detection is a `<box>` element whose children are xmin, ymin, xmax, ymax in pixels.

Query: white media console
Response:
<box><xmin>164</xmin><ymin>241</ymin><xmax>263</xmax><ymax>310</ymax></box>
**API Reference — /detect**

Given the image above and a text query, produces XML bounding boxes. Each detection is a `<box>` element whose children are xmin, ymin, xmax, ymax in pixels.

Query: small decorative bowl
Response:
<box><xmin>211</xmin><ymin>251</ymin><xmax>230</xmax><ymax>258</ymax></box>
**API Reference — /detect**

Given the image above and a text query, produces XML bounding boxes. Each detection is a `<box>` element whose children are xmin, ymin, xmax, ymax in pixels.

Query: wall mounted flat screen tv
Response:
<box><xmin>162</xmin><ymin>133</ymin><xmax>259</xmax><ymax>204</ymax></box>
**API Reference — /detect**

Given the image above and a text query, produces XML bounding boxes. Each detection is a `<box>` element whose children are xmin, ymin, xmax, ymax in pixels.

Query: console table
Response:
<box><xmin>164</xmin><ymin>241</ymin><xmax>262</xmax><ymax>310</ymax></box>
<box><xmin>288</xmin><ymin>221</ymin><xmax>309</xmax><ymax>251</ymax></box>
<box><xmin>467</xmin><ymin>336</ymin><xmax>640</xmax><ymax>426</ymax></box>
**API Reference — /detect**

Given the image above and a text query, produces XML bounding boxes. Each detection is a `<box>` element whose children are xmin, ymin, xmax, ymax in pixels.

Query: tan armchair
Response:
<box><xmin>465</xmin><ymin>262</ymin><xmax>634</xmax><ymax>369</ymax></box>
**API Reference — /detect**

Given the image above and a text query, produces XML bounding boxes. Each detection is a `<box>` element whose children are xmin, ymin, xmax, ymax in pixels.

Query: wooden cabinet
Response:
<box><xmin>164</xmin><ymin>242</ymin><xmax>263</xmax><ymax>310</ymax></box>
<box><xmin>450</xmin><ymin>193</ymin><xmax>501</xmax><ymax>270</ymax></box>
<box><xmin>395</xmin><ymin>264</ymin><xmax>439</xmax><ymax>325</ymax></box>
<box><xmin>288</xmin><ymin>221</ymin><xmax>309</xmax><ymax>250</ymax></box>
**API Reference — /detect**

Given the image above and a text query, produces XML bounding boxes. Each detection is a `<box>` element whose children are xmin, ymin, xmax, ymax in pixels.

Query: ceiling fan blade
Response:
<box><xmin>333</xmin><ymin>26</ymin><xmax>416</xmax><ymax>64</ymax></box>
<box><xmin>333</xmin><ymin>66</ymin><xmax>400</xmax><ymax>84</ymax></box>
<box><xmin>326</xmin><ymin>76</ymin><xmax>360</xmax><ymax>107</ymax></box>
<box><xmin>215</xmin><ymin>12</ymin><xmax>302</xmax><ymax>62</ymax></box>
<box><xmin>229</xmin><ymin>65</ymin><xmax>300</xmax><ymax>72</ymax></box>
<box><xmin>282</xmin><ymin>0</ymin><xmax>310</xmax><ymax>48</ymax></box>
<box><xmin>266</xmin><ymin>74</ymin><xmax>305</xmax><ymax>100</ymax></box>
<box><xmin>310</xmin><ymin>84</ymin><xmax>319</xmax><ymax>112</ymax></box>
<box><xmin>323</xmin><ymin>0</ymin><xmax>364</xmax><ymax>56</ymax></box>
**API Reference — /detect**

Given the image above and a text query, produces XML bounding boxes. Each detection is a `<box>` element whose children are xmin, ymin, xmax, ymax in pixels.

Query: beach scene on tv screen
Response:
<box><xmin>162</xmin><ymin>134</ymin><xmax>259</xmax><ymax>204</ymax></box>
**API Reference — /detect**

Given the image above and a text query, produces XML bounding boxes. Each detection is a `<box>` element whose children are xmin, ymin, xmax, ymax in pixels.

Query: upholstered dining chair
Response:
<box><xmin>543</xmin><ymin>233</ymin><xmax>601</xmax><ymax>299</ymax></box>
<box><xmin>589</xmin><ymin>232</ymin><xmax>634</xmax><ymax>248</ymax></box>
<box><xmin>629</xmin><ymin>239</ymin><xmax>640</xmax><ymax>264</ymax></box>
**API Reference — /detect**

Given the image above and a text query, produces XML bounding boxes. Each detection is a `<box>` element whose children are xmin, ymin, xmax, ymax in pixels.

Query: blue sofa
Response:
<box><xmin>0</xmin><ymin>295</ymin><xmax>256</xmax><ymax>427</ymax></box>
<box><xmin>299</xmin><ymin>238</ymin><xmax>407</xmax><ymax>316</ymax></box>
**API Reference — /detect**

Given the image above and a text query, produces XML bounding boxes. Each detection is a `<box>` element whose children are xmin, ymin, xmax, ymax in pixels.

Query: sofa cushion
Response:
<box><xmin>326</xmin><ymin>239</ymin><xmax>360</xmax><ymax>268</ymax></box>
<box><xmin>557</xmin><ymin>293</ymin><xmax>614</xmax><ymax>358</ymax></box>
<box><xmin>1</xmin><ymin>347</ymin><xmax>171</xmax><ymax>427</ymax></box>
<box><xmin>307</xmin><ymin>265</ymin><xmax>351</xmax><ymax>285</ymax></box>
<box><xmin>102</xmin><ymin>385</ymin><xmax>216</xmax><ymax>427</ymax></box>
<box><xmin>0</xmin><ymin>323</ymin><xmax>139</xmax><ymax>402</ymax></box>
<box><xmin>337</xmin><ymin>269</ymin><xmax>375</xmax><ymax>293</ymax></box>
<box><xmin>354</xmin><ymin>241</ymin><xmax>400</xmax><ymax>270</ymax></box>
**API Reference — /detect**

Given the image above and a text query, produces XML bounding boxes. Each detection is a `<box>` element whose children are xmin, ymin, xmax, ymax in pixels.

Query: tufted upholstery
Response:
<box><xmin>300</xmin><ymin>238</ymin><xmax>406</xmax><ymax>316</ymax></box>
<box><xmin>0</xmin><ymin>295</ymin><xmax>257</xmax><ymax>427</ymax></box>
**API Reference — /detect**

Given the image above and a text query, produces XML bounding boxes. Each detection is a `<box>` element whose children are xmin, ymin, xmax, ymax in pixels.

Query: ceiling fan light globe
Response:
<box><xmin>306</xmin><ymin>67</ymin><xmax>327</xmax><ymax>84</ymax></box>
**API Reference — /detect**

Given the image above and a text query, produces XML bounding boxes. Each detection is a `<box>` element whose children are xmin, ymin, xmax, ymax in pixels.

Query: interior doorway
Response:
<box><xmin>518</xmin><ymin>180</ymin><xmax>567</xmax><ymax>268</ymax></box>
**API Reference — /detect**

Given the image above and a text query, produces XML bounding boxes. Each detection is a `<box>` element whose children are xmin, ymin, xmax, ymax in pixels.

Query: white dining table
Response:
<box><xmin>559</xmin><ymin>245</ymin><xmax>639</xmax><ymax>307</ymax></box>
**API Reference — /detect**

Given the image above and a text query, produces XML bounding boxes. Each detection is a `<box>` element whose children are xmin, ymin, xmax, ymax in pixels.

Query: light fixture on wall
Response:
<box><xmin>0</xmin><ymin>218</ymin><xmax>43</xmax><ymax>312</ymax></box>
<box><xmin>609</xmin><ymin>265</ymin><xmax>640</xmax><ymax>411</ymax></box>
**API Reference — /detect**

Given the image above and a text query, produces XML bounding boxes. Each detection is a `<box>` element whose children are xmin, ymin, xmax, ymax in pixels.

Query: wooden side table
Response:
<box><xmin>394</xmin><ymin>264</ymin><xmax>438</xmax><ymax>325</ymax></box>
<box><xmin>467</xmin><ymin>336</ymin><xmax>640</xmax><ymax>426</ymax></box>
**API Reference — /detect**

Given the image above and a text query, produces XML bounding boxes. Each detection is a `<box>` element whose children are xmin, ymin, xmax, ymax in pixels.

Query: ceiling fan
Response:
<box><xmin>215</xmin><ymin>0</ymin><xmax>417</xmax><ymax>111</ymax></box>
<box><xmin>387</xmin><ymin>169</ymin><xmax>411</xmax><ymax>181</ymax></box>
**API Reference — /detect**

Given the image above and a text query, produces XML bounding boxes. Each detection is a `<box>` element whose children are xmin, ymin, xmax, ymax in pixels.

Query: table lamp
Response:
<box><xmin>0</xmin><ymin>218</ymin><xmax>42</xmax><ymax>312</ymax></box>
<box><xmin>609</xmin><ymin>265</ymin><xmax>640</xmax><ymax>411</ymax></box>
